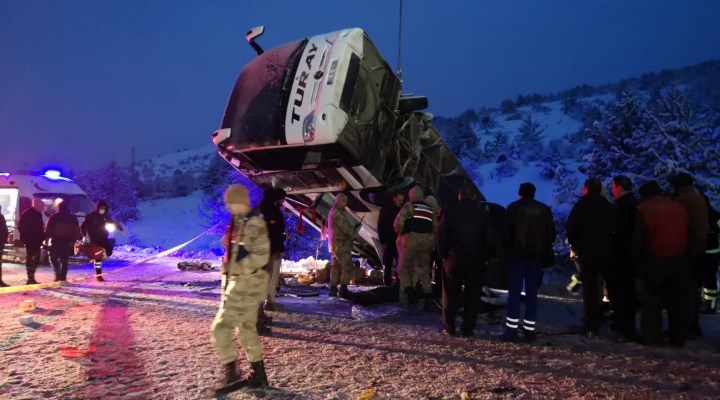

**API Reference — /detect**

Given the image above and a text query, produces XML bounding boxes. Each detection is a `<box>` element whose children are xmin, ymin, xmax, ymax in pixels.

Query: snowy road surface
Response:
<box><xmin>1</xmin><ymin>254</ymin><xmax>720</xmax><ymax>399</ymax></box>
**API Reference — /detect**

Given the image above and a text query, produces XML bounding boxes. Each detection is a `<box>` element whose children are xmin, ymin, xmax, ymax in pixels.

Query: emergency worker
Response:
<box><xmin>0</xmin><ymin>206</ymin><xmax>9</xmax><ymax>287</ymax></box>
<box><xmin>378</xmin><ymin>192</ymin><xmax>405</xmax><ymax>286</ymax></box>
<box><xmin>18</xmin><ymin>198</ymin><xmax>45</xmax><ymax>285</ymax></box>
<box><xmin>327</xmin><ymin>193</ymin><xmax>356</xmax><ymax>298</ymax></box>
<box><xmin>633</xmin><ymin>180</ymin><xmax>690</xmax><ymax>347</ymax></box>
<box><xmin>502</xmin><ymin>182</ymin><xmax>556</xmax><ymax>343</ymax></box>
<box><xmin>669</xmin><ymin>173</ymin><xmax>708</xmax><ymax>337</ymax></box>
<box><xmin>211</xmin><ymin>184</ymin><xmax>271</xmax><ymax>395</ymax></box>
<box><xmin>81</xmin><ymin>200</ymin><xmax>123</xmax><ymax>282</ymax></box>
<box><xmin>701</xmin><ymin>194</ymin><xmax>720</xmax><ymax>314</ymax></box>
<box><xmin>394</xmin><ymin>186</ymin><xmax>436</xmax><ymax>308</ymax></box>
<box><xmin>46</xmin><ymin>200</ymin><xmax>81</xmax><ymax>282</ymax></box>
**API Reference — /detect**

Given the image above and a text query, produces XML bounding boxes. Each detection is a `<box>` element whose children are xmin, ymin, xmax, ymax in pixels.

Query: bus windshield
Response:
<box><xmin>220</xmin><ymin>39</ymin><xmax>307</xmax><ymax>149</ymax></box>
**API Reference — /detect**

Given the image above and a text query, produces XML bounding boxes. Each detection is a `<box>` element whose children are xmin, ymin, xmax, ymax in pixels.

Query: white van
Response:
<box><xmin>1</xmin><ymin>170</ymin><xmax>95</xmax><ymax>262</ymax></box>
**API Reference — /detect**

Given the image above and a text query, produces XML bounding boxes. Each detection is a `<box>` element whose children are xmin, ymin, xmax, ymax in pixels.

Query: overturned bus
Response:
<box><xmin>211</xmin><ymin>27</ymin><xmax>479</xmax><ymax>268</ymax></box>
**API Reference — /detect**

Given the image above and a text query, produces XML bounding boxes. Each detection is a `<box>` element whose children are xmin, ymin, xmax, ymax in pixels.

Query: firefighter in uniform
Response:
<box><xmin>328</xmin><ymin>193</ymin><xmax>356</xmax><ymax>298</ymax></box>
<box><xmin>211</xmin><ymin>184</ymin><xmax>271</xmax><ymax>395</ymax></box>
<box><xmin>394</xmin><ymin>186</ymin><xmax>436</xmax><ymax>307</ymax></box>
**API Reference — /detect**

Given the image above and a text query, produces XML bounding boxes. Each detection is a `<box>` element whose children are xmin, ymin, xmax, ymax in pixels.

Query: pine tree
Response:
<box><xmin>483</xmin><ymin>130</ymin><xmax>511</xmax><ymax>162</ymax></box>
<box><xmin>515</xmin><ymin>114</ymin><xmax>545</xmax><ymax>162</ymax></box>
<box><xmin>583</xmin><ymin>90</ymin><xmax>719</xmax><ymax>198</ymax></box>
<box><xmin>77</xmin><ymin>161</ymin><xmax>140</xmax><ymax>222</ymax></box>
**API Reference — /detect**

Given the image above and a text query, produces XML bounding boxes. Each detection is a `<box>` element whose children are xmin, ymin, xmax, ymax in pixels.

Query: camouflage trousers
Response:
<box><xmin>211</xmin><ymin>269</ymin><xmax>269</xmax><ymax>364</ymax></box>
<box><xmin>330</xmin><ymin>247</ymin><xmax>354</xmax><ymax>286</ymax></box>
<box><xmin>397</xmin><ymin>233</ymin><xmax>434</xmax><ymax>304</ymax></box>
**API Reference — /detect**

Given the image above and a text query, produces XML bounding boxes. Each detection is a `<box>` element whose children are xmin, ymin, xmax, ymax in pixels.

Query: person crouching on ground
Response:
<box><xmin>211</xmin><ymin>184</ymin><xmax>271</xmax><ymax>395</ymax></box>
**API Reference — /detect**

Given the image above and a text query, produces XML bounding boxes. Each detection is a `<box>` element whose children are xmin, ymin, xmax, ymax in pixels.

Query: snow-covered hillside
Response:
<box><xmin>117</xmin><ymin>191</ymin><xmax>222</xmax><ymax>256</ymax></box>
<box><xmin>135</xmin><ymin>144</ymin><xmax>216</xmax><ymax>182</ymax></box>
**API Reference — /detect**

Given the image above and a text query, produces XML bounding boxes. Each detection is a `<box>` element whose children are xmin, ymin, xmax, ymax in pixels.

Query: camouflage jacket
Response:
<box><xmin>222</xmin><ymin>212</ymin><xmax>270</xmax><ymax>276</ymax></box>
<box><xmin>328</xmin><ymin>205</ymin><xmax>355</xmax><ymax>253</ymax></box>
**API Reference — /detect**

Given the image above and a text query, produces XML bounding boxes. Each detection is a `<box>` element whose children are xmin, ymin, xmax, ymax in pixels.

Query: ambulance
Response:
<box><xmin>0</xmin><ymin>170</ymin><xmax>94</xmax><ymax>262</ymax></box>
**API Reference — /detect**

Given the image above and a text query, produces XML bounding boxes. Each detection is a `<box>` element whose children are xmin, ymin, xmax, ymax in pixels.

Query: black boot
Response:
<box><xmin>404</xmin><ymin>286</ymin><xmax>418</xmax><ymax>305</ymax></box>
<box><xmin>27</xmin><ymin>274</ymin><xmax>39</xmax><ymax>285</ymax></box>
<box><xmin>421</xmin><ymin>292</ymin><xmax>436</xmax><ymax>312</ymax></box>
<box><xmin>339</xmin><ymin>284</ymin><xmax>352</xmax><ymax>299</ymax></box>
<box><xmin>94</xmin><ymin>262</ymin><xmax>104</xmax><ymax>282</ymax></box>
<box><xmin>214</xmin><ymin>361</ymin><xmax>242</xmax><ymax>395</ymax></box>
<box><xmin>26</xmin><ymin>262</ymin><xmax>39</xmax><ymax>285</ymax></box>
<box><xmin>51</xmin><ymin>259</ymin><xmax>60</xmax><ymax>282</ymax></box>
<box><xmin>60</xmin><ymin>259</ymin><xmax>69</xmax><ymax>282</ymax></box>
<box><xmin>243</xmin><ymin>360</ymin><xmax>269</xmax><ymax>389</ymax></box>
<box><xmin>0</xmin><ymin>269</ymin><xmax>8</xmax><ymax>287</ymax></box>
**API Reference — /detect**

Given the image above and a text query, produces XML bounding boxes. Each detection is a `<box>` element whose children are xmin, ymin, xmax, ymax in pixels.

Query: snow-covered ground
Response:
<box><xmin>2</xmin><ymin>255</ymin><xmax>720</xmax><ymax>399</ymax></box>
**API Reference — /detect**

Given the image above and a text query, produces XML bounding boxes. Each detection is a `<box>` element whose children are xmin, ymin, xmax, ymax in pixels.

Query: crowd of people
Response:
<box><xmin>566</xmin><ymin>174</ymin><xmax>719</xmax><ymax>347</ymax></box>
<box><xmin>5</xmin><ymin>177</ymin><xmax>714</xmax><ymax>396</ymax></box>
<box><xmin>0</xmin><ymin>199</ymin><xmax>122</xmax><ymax>286</ymax></box>
<box><xmin>215</xmin><ymin>173</ymin><xmax>719</xmax><ymax>396</ymax></box>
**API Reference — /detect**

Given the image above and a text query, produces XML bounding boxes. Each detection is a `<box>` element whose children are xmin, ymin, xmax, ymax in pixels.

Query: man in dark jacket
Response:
<box><xmin>437</xmin><ymin>183</ymin><xmax>494</xmax><ymax>337</ymax></box>
<box><xmin>502</xmin><ymin>182</ymin><xmax>556</xmax><ymax>343</ymax></box>
<box><xmin>81</xmin><ymin>200</ymin><xmax>123</xmax><ymax>281</ymax></box>
<box><xmin>259</xmin><ymin>188</ymin><xmax>287</xmax><ymax>311</ymax></box>
<box><xmin>633</xmin><ymin>180</ymin><xmax>690</xmax><ymax>347</ymax></box>
<box><xmin>566</xmin><ymin>178</ymin><xmax>618</xmax><ymax>338</ymax></box>
<box><xmin>18</xmin><ymin>198</ymin><xmax>45</xmax><ymax>285</ymax></box>
<box><xmin>46</xmin><ymin>200</ymin><xmax>81</xmax><ymax>282</ymax></box>
<box><xmin>669</xmin><ymin>173</ymin><xmax>709</xmax><ymax>337</ymax></box>
<box><xmin>607</xmin><ymin>175</ymin><xmax>640</xmax><ymax>340</ymax></box>
<box><xmin>256</xmin><ymin>188</ymin><xmax>286</xmax><ymax>335</ymax></box>
<box><xmin>378</xmin><ymin>192</ymin><xmax>405</xmax><ymax>286</ymax></box>
<box><xmin>0</xmin><ymin>206</ymin><xmax>9</xmax><ymax>287</ymax></box>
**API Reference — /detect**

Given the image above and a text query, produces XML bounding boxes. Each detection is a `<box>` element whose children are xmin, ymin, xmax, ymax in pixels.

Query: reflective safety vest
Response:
<box><xmin>707</xmin><ymin>216</ymin><xmax>719</xmax><ymax>255</ymax></box>
<box><xmin>404</xmin><ymin>201</ymin><xmax>434</xmax><ymax>234</ymax></box>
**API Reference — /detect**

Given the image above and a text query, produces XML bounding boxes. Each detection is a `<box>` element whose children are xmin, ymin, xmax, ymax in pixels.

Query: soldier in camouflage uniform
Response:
<box><xmin>328</xmin><ymin>193</ymin><xmax>356</xmax><ymax>298</ymax></box>
<box><xmin>211</xmin><ymin>184</ymin><xmax>271</xmax><ymax>395</ymax></box>
<box><xmin>394</xmin><ymin>186</ymin><xmax>437</xmax><ymax>307</ymax></box>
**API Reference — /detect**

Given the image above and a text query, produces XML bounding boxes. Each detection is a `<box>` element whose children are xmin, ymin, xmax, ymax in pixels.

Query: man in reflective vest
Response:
<box><xmin>394</xmin><ymin>186</ymin><xmax>436</xmax><ymax>308</ymax></box>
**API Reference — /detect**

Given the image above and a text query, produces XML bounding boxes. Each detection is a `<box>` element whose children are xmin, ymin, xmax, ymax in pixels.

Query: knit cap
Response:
<box><xmin>224</xmin><ymin>184</ymin><xmax>250</xmax><ymax>205</ymax></box>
